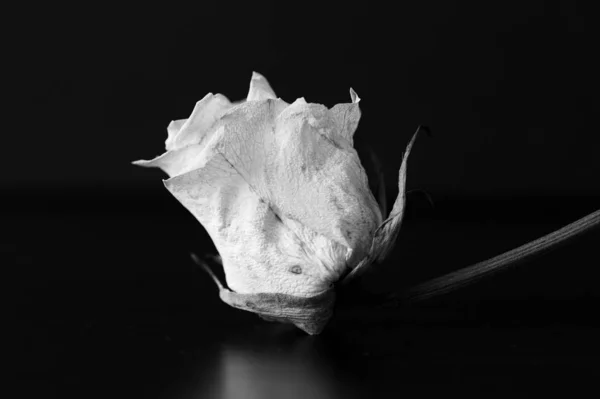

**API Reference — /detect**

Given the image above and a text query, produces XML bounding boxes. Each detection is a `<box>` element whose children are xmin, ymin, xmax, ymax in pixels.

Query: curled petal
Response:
<box><xmin>165</xmin><ymin>93</ymin><xmax>233</xmax><ymax>151</ymax></box>
<box><xmin>329</xmin><ymin>88</ymin><xmax>362</xmax><ymax>146</ymax></box>
<box><xmin>133</xmin><ymin>140</ymin><xmax>214</xmax><ymax>178</ymax></box>
<box><xmin>165</xmin><ymin>119</ymin><xmax>186</xmax><ymax>148</ymax></box>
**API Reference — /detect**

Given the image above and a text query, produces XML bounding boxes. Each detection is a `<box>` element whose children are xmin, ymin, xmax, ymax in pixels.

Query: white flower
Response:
<box><xmin>134</xmin><ymin>72</ymin><xmax>417</xmax><ymax>334</ymax></box>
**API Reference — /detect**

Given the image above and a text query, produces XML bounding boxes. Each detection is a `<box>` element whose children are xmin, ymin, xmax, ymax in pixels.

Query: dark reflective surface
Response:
<box><xmin>11</xmin><ymin>189</ymin><xmax>600</xmax><ymax>398</ymax></box>
<box><xmin>163</xmin><ymin>327</ymin><xmax>360</xmax><ymax>399</ymax></box>
<box><xmin>11</xmin><ymin>2</ymin><xmax>600</xmax><ymax>397</ymax></box>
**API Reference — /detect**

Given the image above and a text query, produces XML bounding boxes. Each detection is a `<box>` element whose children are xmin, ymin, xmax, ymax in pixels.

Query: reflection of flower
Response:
<box><xmin>134</xmin><ymin>72</ymin><xmax>417</xmax><ymax>334</ymax></box>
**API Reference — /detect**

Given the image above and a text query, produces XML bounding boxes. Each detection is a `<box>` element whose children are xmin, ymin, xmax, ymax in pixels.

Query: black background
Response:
<box><xmin>10</xmin><ymin>1</ymin><xmax>600</xmax><ymax>398</ymax></box>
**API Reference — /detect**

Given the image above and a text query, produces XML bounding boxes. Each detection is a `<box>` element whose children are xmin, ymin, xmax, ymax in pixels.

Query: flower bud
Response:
<box><xmin>134</xmin><ymin>72</ymin><xmax>416</xmax><ymax>334</ymax></box>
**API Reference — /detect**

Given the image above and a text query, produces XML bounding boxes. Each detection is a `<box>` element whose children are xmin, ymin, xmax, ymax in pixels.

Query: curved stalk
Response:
<box><xmin>401</xmin><ymin>209</ymin><xmax>600</xmax><ymax>303</ymax></box>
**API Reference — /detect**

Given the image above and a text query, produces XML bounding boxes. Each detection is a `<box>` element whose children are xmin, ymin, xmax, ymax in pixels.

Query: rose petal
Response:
<box><xmin>246</xmin><ymin>71</ymin><xmax>277</xmax><ymax>101</ymax></box>
<box><xmin>133</xmin><ymin>140</ymin><xmax>213</xmax><ymax>178</ymax></box>
<box><xmin>193</xmin><ymin>254</ymin><xmax>335</xmax><ymax>335</ymax></box>
<box><xmin>165</xmin><ymin>118</ymin><xmax>187</xmax><ymax>149</ymax></box>
<box><xmin>166</xmin><ymin>93</ymin><xmax>233</xmax><ymax>151</ymax></box>
<box><xmin>213</xmin><ymin>99</ymin><xmax>381</xmax><ymax>266</ymax></box>
<box><xmin>220</xmin><ymin>289</ymin><xmax>335</xmax><ymax>335</ymax></box>
<box><xmin>329</xmin><ymin>88</ymin><xmax>361</xmax><ymax>146</ymax></box>
<box><xmin>164</xmin><ymin>147</ymin><xmax>339</xmax><ymax>298</ymax></box>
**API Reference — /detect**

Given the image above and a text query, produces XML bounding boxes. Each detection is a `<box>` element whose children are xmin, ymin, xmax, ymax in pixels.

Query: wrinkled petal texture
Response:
<box><xmin>135</xmin><ymin>73</ymin><xmax>381</xmax><ymax>298</ymax></box>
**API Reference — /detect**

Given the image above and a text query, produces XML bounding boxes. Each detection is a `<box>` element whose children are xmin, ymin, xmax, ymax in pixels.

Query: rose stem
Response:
<box><xmin>401</xmin><ymin>208</ymin><xmax>600</xmax><ymax>304</ymax></box>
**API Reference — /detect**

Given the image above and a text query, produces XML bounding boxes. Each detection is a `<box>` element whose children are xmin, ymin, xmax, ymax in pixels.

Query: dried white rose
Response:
<box><xmin>134</xmin><ymin>72</ymin><xmax>417</xmax><ymax>334</ymax></box>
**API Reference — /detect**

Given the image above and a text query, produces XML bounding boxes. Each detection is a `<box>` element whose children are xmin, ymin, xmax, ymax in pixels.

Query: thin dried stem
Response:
<box><xmin>401</xmin><ymin>209</ymin><xmax>600</xmax><ymax>303</ymax></box>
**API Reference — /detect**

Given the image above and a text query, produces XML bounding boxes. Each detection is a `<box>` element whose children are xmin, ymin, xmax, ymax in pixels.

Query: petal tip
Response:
<box><xmin>247</xmin><ymin>71</ymin><xmax>277</xmax><ymax>101</ymax></box>
<box><xmin>251</xmin><ymin>71</ymin><xmax>266</xmax><ymax>80</ymax></box>
<box><xmin>350</xmin><ymin>88</ymin><xmax>360</xmax><ymax>103</ymax></box>
<box><xmin>132</xmin><ymin>159</ymin><xmax>152</xmax><ymax>167</ymax></box>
